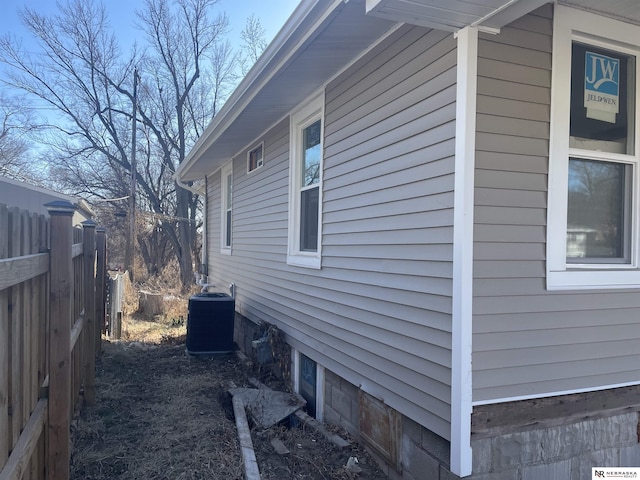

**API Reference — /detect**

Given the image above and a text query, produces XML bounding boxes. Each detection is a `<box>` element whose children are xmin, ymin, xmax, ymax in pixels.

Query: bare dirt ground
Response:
<box><xmin>70</xmin><ymin>313</ymin><xmax>388</xmax><ymax>479</ymax></box>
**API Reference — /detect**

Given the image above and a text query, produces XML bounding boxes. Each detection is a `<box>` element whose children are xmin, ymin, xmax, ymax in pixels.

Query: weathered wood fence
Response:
<box><xmin>0</xmin><ymin>201</ymin><xmax>107</xmax><ymax>480</ymax></box>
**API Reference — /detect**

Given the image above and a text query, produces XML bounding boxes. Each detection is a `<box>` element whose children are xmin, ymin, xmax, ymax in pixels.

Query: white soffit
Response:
<box><xmin>559</xmin><ymin>0</ymin><xmax>640</xmax><ymax>26</ymax></box>
<box><xmin>177</xmin><ymin>0</ymin><xmax>395</xmax><ymax>182</ymax></box>
<box><xmin>365</xmin><ymin>0</ymin><xmax>551</xmax><ymax>32</ymax></box>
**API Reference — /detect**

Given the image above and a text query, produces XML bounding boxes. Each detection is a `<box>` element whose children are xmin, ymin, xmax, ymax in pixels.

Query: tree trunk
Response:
<box><xmin>176</xmin><ymin>184</ymin><xmax>194</xmax><ymax>291</ymax></box>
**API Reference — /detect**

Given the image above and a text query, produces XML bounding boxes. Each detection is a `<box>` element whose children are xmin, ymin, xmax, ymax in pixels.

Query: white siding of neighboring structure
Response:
<box><xmin>472</xmin><ymin>5</ymin><xmax>640</xmax><ymax>403</ymax></box>
<box><xmin>0</xmin><ymin>177</ymin><xmax>90</xmax><ymax>225</ymax></box>
<box><xmin>206</xmin><ymin>25</ymin><xmax>457</xmax><ymax>440</ymax></box>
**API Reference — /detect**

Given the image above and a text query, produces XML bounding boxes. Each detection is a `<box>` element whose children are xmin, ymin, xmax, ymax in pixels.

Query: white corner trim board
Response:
<box><xmin>451</xmin><ymin>25</ymin><xmax>477</xmax><ymax>478</ymax></box>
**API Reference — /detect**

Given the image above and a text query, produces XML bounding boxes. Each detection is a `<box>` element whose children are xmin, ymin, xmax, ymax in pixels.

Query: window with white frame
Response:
<box><xmin>220</xmin><ymin>162</ymin><xmax>232</xmax><ymax>253</ymax></box>
<box><xmin>547</xmin><ymin>6</ymin><xmax>640</xmax><ymax>289</ymax></box>
<box><xmin>287</xmin><ymin>93</ymin><xmax>323</xmax><ymax>268</ymax></box>
<box><xmin>248</xmin><ymin>143</ymin><xmax>263</xmax><ymax>173</ymax></box>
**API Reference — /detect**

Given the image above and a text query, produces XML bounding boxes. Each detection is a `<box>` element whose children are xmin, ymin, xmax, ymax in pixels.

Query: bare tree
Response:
<box><xmin>208</xmin><ymin>40</ymin><xmax>238</xmax><ymax>117</ymax></box>
<box><xmin>239</xmin><ymin>14</ymin><xmax>267</xmax><ymax>75</ymax></box>
<box><xmin>0</xmin><ymin>94</ymin><xmax>39</xmax><ymax>179</ymax></box>
<box><xmin>0</xmin><ymin>0</ymin><xmax>234</xmax><ymax>289</ymax></box>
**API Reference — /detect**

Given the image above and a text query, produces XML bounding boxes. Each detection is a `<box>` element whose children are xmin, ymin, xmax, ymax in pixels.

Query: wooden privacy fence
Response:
<box><xmin>0</xmin><ymin>201</ymin><xmax>107</xmax><ymax>480</ymax></box>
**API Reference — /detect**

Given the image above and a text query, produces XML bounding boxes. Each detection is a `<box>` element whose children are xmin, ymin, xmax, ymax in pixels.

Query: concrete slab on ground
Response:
<box><xmin>229</xmin><ymin>388</ymin><xmax>306</xmax><ymax>429</ymax></box>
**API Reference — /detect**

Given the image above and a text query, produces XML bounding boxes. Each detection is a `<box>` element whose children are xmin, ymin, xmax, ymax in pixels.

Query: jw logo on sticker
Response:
<box><xmin>584</xmin><ymin>51</ymin><xmax>620</xmax><ymax>122</ymax></box>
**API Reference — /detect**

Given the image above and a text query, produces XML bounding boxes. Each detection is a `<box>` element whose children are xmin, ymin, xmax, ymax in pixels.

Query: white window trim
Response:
<box><xmin>450</xmin><ymin>26</ymin><xmax>476</xmax><ymax>479</ymax></box>
<box><xmin>287</xmin><ymin>91</ymin><xmax>324</xmax><ymax>269</ymax></box>
<box><xmin>547</xmin><ymin>6</ymin><xmax>640</xmax><ymax>290</ymax></box>
<box><xmin>315</xmin><ymin>364</ymin><xmax>325</xmax><ymax>422</ymax></box>
<box><xmin>247</xmin><ymin>142</ymin><xmax>264</xmax><ymax>173</ymax></box>
<box><xmin>220</xmin><ymin>162</ymin><xmax>232</xmax><ymax>255</ymax></box>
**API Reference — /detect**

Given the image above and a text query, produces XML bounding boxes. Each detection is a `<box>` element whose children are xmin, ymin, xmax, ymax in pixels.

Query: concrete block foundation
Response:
<box><xmin>234</xmin><ymin>314</ymin><xmax>640</xmax><ymax>479</ymax></box>
<box><xmin>471</xmin><ymin>412</ymin><xmax>640</xmax><ymax>479</ymax></box>
<box><xmin>324</xmin><ymin>370</ymin><xmax>640</xmax><ymax>479</ymax></box>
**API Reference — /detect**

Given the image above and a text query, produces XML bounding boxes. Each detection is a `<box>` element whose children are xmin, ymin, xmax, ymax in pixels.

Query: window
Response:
<box><xmin>287</xmin><ymin>93</ymin><xmax>323</xmax><ymax>268</ymax></box>
<box><xmin>292</xmin><ymin>348</ymin><xmax>324</xmax><ymax>421</ymax></box>
<box><xmin>220</xmin><ymin>162</ymin><xmax>232</xmax><ymax>253</ymax></box>
<box><xmin>248</xmin><ymin>143</ymin><xmax>263</xmax><ymax>173</ymax></box>
<box><xmin>299</xmin><ymin>353</ymin><xmax>317</xmax><ymax>417</ymax></box>
<box><xmin>567</xmin><ymin>158</ymin><xmax>631</xmax><ymax>262</ymax></box>
<box><xmin>547</xmin><ymin>6</ymin><xmax>640</xmax><ymax>289</ymax></box>
<box><xmin>300</xmin><ymin>120</ymin><xmax>321</xmax><ymax>251</ymax></box>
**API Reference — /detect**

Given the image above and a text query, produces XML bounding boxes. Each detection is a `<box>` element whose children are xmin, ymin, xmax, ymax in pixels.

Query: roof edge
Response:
<box><xmin>0</xmin><ymin>174</ymin><xmax>79</xmax><ymax>203</ymax></box>
<box><xmin>474</xmin><ymin>0</ymin><xmax>551</xmax><ymax>30</ymax></box>
<box><xmin>176</xmin><ymin>0</ymin><xmax>340</xmax><ymax>181</ymax></box>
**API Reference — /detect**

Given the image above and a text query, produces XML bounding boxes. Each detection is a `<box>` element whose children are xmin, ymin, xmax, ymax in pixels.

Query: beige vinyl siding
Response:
<box><xmin>207</xmin><ymin>25</ymin><xmax>457</xmax><ymax>439</ymax></box>
<box><xmin>472</xmin><ymin>4</ymin><xmax>640</xmax><ymax>403</ymax></box>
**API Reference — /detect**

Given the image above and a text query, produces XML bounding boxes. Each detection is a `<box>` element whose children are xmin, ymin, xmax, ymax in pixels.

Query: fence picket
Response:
<box><xmin>21</xmin><ymin>212</ymin><xmax>33</xmax><ymax>480</ymax></box>
<box><xmin>95</xmin><ymin>229</ymin><xmax>106</xmax><ymax>350</ymax></box>
<box><xmin>0</xmin><ymin>398</ymin><xmax>46</xmax><ymax>480</ymax></box>
<box><xmin>0</xmin><ymin>205</ymin><xmax>8</xmax><ymax>466</ymax></box>
<box><xmin>82</xmin><ymin>222</ymin><xmax>96</xmax><ymax>406</ymax></box>
<box><xmin>8</xmin><ymin>207</ymin><xmax>23</xmax><ymax>452</ymax></box>
<box><xmin>29</xmin><ymin>212</ymin><xmax>41</xmax><ymax>480</ymax></box>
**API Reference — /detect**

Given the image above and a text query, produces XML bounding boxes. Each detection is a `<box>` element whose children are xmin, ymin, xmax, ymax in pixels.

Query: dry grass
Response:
<box><xmin>71</xmin><ymin>342</ymin><xmax>245</xmax><ymax>479</ymax></box>
<box><xmin>120</xmin><ymin>316</ymin><xmax>186</xmax><ymax>344</ymax></box>
<box><xmin>121</xmin><ymin>302</ymin><xmax>187</xmax><ymax>344</ymax></box>
<box><xmin>119</xmin><ymin>276</ymin><xmax>193</xmax><ymax>344</ymax></box>
<box><xmin>70</xmin><ymin>286</ymin><xmax>388</xmax><ymax>480</ymax></box>
<box><xmin>70</xmin><ymin>289</ymin><xmax>246</xmax><ymax>479</ymax></box>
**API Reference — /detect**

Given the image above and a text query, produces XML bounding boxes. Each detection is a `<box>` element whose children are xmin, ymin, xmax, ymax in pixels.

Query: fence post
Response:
<box><xmin>95</xmin><ymin>228</ymin><xmax>106</xmax><ymax>353</ymax></box>
<box><xmin>45</xmin><ymin>201</ymin><xmax>75</xmax><ymax>480</ymax></box>
<box><xmin>81</xmin><ymin>221</ymin><xmax>96</xmax><ymax>406</ymax></box>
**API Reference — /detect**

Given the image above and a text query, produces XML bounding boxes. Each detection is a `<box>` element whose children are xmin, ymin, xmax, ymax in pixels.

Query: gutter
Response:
<box><xmin>175</xmin><ymin>176</ymin><xmax>205</xmax><ymax>196</ymax></box>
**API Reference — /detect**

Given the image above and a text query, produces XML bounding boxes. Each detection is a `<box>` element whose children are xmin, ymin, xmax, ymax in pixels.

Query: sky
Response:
<box><xmin>0</xmin><ymin>0</ymin><xmax>300</xmax><ymax>183</ymax></box>
<box><xmin>0</xmin><ymin>0</ymin><xmax>300</xmax><ymax>98</ymax></box>
<box><xmin>0</xmin><ymin>0</ymin><xmax>300</xmax><ymax>46</ymax></box>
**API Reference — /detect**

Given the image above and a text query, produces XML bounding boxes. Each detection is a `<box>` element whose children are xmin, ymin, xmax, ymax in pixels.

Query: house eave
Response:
<box><xmin>176</xmin><ymin>0</ymin><xmax>396</xmax><ymax>183</ymax></box>
<box><xmin>177</xmin><ymin>0</ymin><xmax>640</xmax><ymax>183</ymax></box>
<box><xmin>176</xmin><ymin>0</ymin><xmax>327</xmax><ymax>182</ymax></box>
<box><xmin>365</xmin><ymin>0</ymin><xmax>552</xmax><ymax>34</ymax></box>
<box><xmin>364</xmin><ymin>0</ymin><xmax>640</xmax><ymax>34</ymax></box>
<box><xmin>558</xmin><ymin>0</ymin><xmax>640</xmax><ymax>27</ymax></box>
